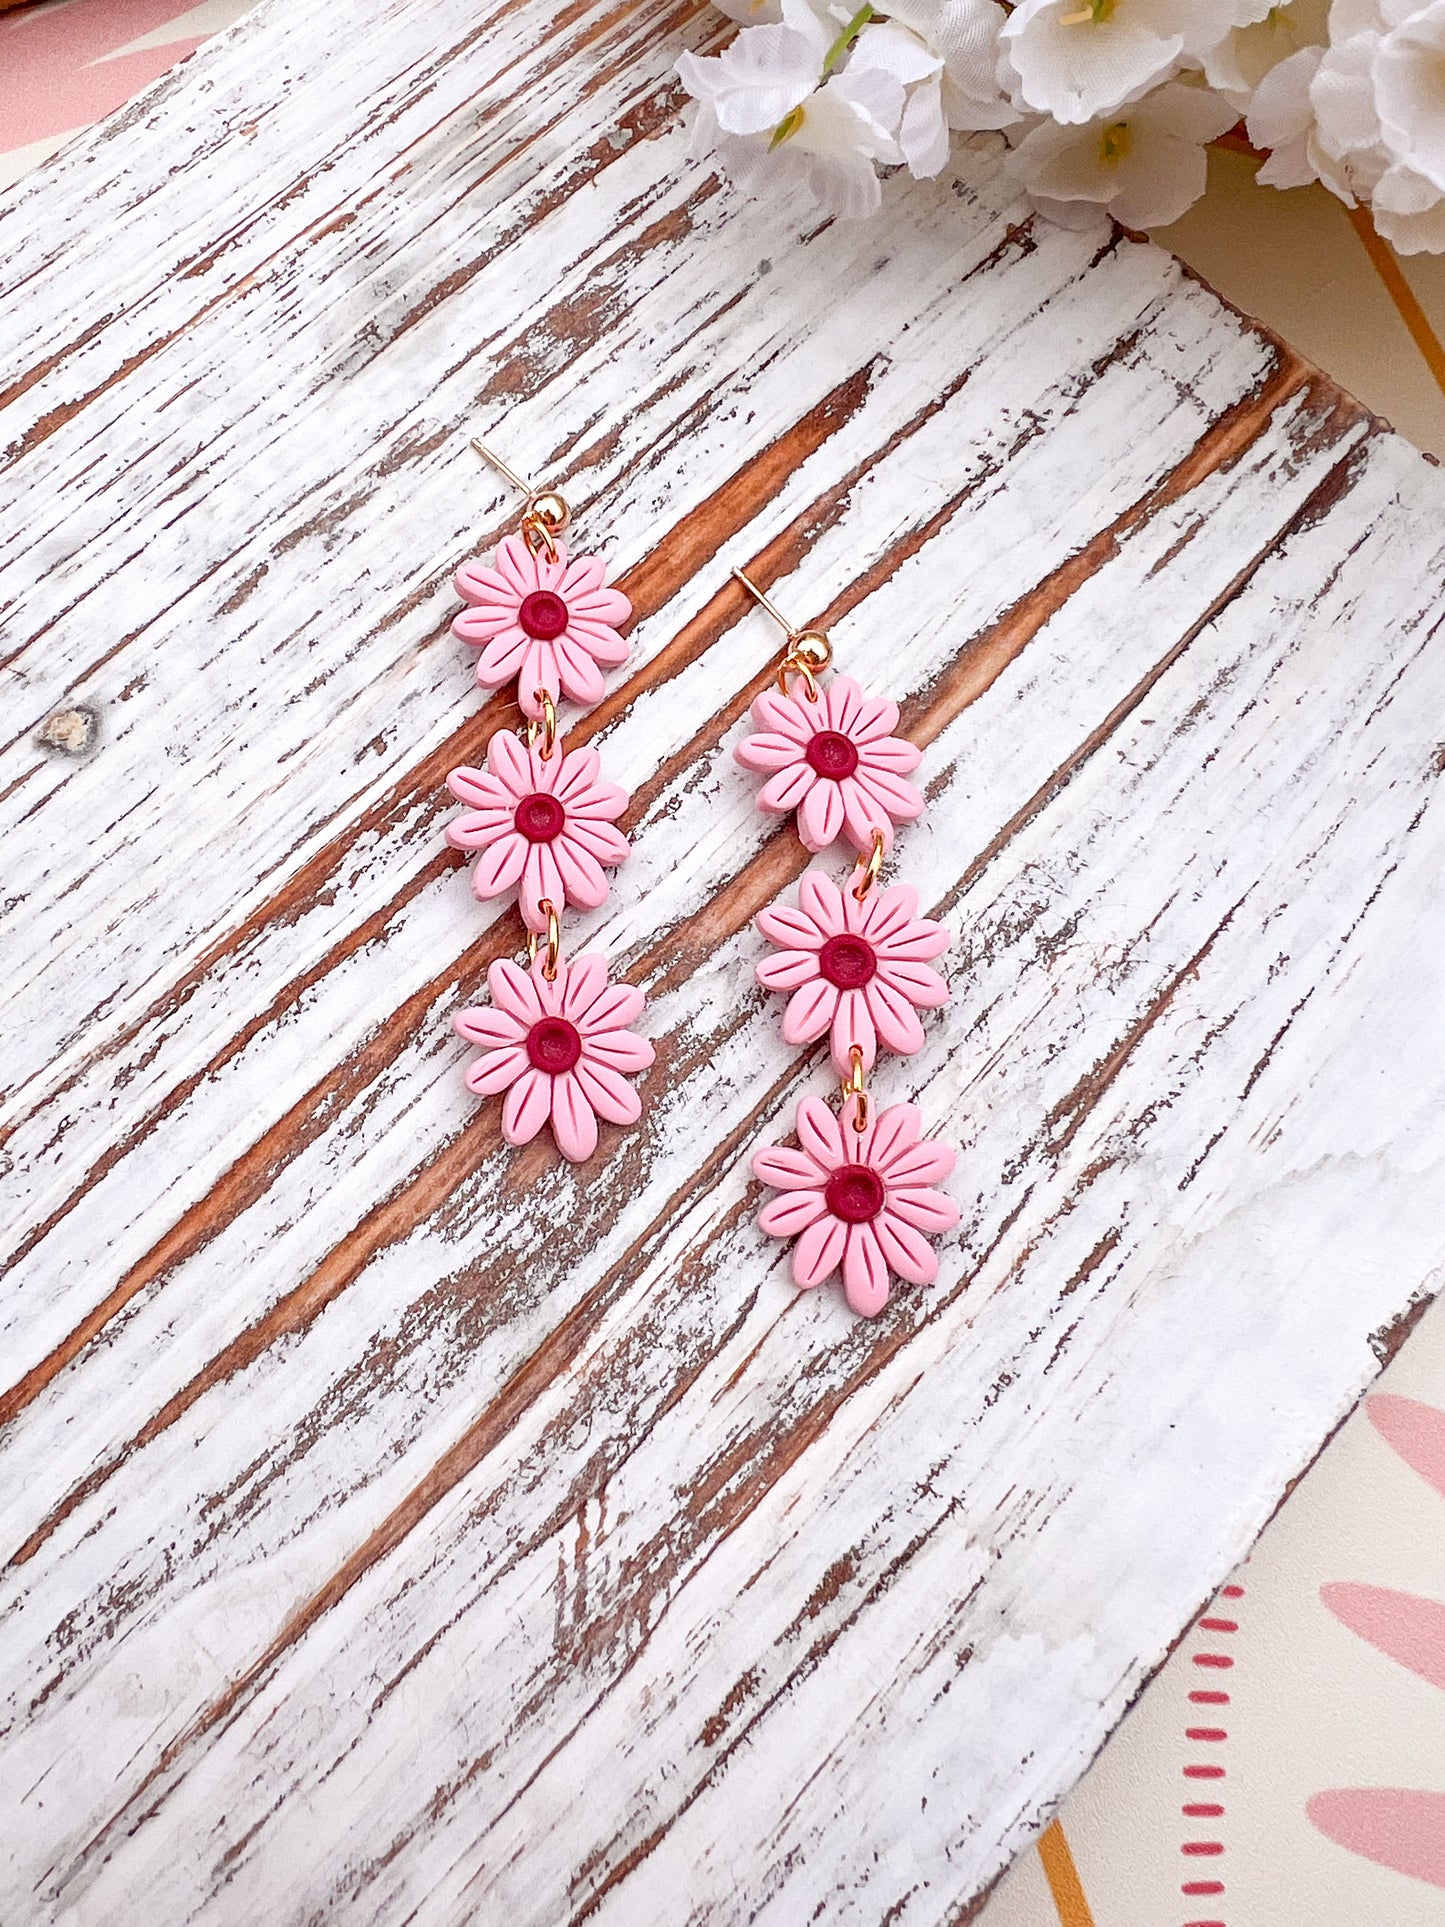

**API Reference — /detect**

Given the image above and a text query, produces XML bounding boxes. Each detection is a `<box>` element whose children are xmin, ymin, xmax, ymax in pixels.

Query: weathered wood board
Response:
<box><xmin>4</xmin><ymin>1</ymin><xmax>1445</xmax><ymax>1921</ymax></box>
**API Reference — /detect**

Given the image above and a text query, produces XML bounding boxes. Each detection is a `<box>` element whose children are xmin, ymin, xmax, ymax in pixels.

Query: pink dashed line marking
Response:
<box><xmin>1179</xmin><ymin>1582</ymin><xmax>1243</xmax><ymax>1924</ymax></box>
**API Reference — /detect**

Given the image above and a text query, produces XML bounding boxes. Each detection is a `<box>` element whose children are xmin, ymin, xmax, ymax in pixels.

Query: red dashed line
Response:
<box><xmin>1179</xmin><ymin>1582</ymin><xmax>1243</xmax><ymax>1923</ymax></box>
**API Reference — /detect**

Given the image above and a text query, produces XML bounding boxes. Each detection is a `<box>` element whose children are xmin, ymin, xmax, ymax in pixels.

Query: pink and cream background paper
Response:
<box><xmin>8</xmin><ymin>8</ymin><xmax>1445</xmax><ymax>1923</ymax></box>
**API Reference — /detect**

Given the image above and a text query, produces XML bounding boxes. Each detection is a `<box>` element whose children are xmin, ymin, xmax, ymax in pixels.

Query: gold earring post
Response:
<box><xmin>731</xmin><ymin>567</ymin><xmax>796</xmax><ymax>637</ymax></box>
<box><xmin>470</xmin><ymin>438</ymin><xmax>537</xmax><ymax>499</ymax></box>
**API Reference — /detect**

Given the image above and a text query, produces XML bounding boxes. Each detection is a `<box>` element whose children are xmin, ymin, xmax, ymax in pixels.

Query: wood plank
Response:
<box><xmin>3</xmin><ymin>2</ymin><xmax>1445</xmax><ymax>1922</ymax></box>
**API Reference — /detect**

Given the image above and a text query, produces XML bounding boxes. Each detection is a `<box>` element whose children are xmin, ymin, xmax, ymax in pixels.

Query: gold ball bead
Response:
<box><xmin>792</xmin><ymin>630</ymin><xmax>832</xmax><ymax>670</ymax></box>
<box><xmin>527</xmin><ymin>490</ymin><xmax>571</xmax><ymax>533</ymax></box>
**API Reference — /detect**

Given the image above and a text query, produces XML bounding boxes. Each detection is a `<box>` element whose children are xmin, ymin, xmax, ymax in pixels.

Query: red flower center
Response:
<box><xmin>518</xmin><ymin>589</ymin><xmax>569</xmax><ymax>640</ymax></box>
<box><xmin>514</xmin><ymin>792</ymin><xmax>566</xmax><ymax>842</ymax></box>
<box><xmin>526</xmin><ymin>1016</ymin><xmax>582</xmax><ymax>1075</ymax></box>
<box><xmin>824</xmin><ymin>1164</ymin><xmax>886</xmax><ymax>1224</ymax></box>
<box><xmin>805</xmin><ymin>729</ymin><xmax>860</xmax><ymax>780</ymax></box>
<box><xmin>818</xmin><ymin>933</ymin><xmax>877</xmax><ymax>989</ymax></box>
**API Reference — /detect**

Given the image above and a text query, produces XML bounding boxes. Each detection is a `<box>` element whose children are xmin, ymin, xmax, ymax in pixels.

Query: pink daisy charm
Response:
<box><xmin>756</xmin><ymin>870</ymin><xmax>949</xmax><ymax>1074</ymax></box>
<box><xmin>734</xmin><ymin>674</ymin><xmax>925</xmax><ymax>854</ymax></box>
<box><xmin>753</xmin><ymin>1095</ymin><xmax>958</xmax><ymax>1317</ymax></box>
<box><xmin>453</xmin><ymin>952</ymin><xmax>654</xmax><ymax>1163</ymax></box>
<box><xmin>453</xmin><ymin>534</ymin><xmax>631</xmax><ymax>720</ymax></box>
<box><xmin>446</xmin><ymin>731</ymin><xmax>631</xmax><ymax>932</ymax></box>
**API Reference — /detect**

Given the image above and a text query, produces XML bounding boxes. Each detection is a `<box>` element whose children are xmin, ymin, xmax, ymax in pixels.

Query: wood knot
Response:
<box><xmin>37</xmin><ymin>705</ymin><xmax>99</xmax><ymax>756</ymax></box>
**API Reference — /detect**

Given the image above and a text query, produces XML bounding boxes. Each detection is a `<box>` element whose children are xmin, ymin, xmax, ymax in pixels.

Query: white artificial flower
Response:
<box><xmin>849</xmin><ymin>20</ymin><xmax>951</xmax><ymax>176</ymax></box>
<box><xmin>1000</xmin><ymin>0</ymin><xmax>1249</xmax><ymax>126</ymax></box>
<box><xmin>883</xmin><ymin>0</ymin><xmax>1027</xmax><ymax>131</ymax></box>
<box><xmin>690</xmin><ymin>61</ymin><xmax>906</xmax><ymax>220</ymax></box>
<box><xmin>1374</xmin><ymin>0</ymin><xmax>1445</xmax><ymax>190</ymax></box>
<box><xmin>1007</xmin><ymin>78</ymin><xmax>1240</xmax><ymax>227</ymax></box>
<box><xmin>1373</xmin><ymin>157</ymin><xmax>1445</xmax><ymax>249</ymax></box>
<box><xmin>1309</xmin><ymin>18</ymin><xmax>1391</xmax><ymax>202</ymax></box>
<box><xmin>1204</xmin><ymin>0</ymin><xmax>1330</xmax><ymax>107</ymax></box>
<box><xmin>1247</xmin><ymin>44</ymin><xmax>1327</xmax><ymax>184</ymax></box>
<box><xmin>676</xmin><ymin>0</ymin><xmax>832</xmax><ymax>138</ymax></box>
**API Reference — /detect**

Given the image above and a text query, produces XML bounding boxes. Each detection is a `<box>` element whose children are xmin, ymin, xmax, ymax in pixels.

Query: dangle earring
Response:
<box><xmin>731</xmin><ymin>569</ymin><xmax>960</xmax><ymax>1317</ymax></box>
<box><xmin>445</xmin><ymin>441</ymin><xmax>654</xmax><ymax>1164</ymax></box>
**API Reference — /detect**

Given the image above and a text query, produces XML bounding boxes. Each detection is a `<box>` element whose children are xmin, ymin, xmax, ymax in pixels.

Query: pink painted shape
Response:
<box><xmin>1308</xmin><ymin>1788</ymin><xmax>1445</xmax><ymax>1889</ymax></box>
<box><xmin>1321</xmin><ymin>1582</ymin><xmax>1445</xmax><ymax>1694</ymax></box>
<box><xmin>0</xmin><ymin>0</ymin><xmax>206</xmax><ymax>153</ymax></box>
<box><xmin>1368</xmin><ymin>1394</ymin><xmax>1445</xmax><ymax>1502</ymax></box>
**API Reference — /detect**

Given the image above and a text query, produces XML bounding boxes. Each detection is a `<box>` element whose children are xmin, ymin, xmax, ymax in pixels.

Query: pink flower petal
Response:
<box><xmin>486</xmin><ymin>730</ymin><xmax>533</xmax><ymax>794</ymax></box>
<box><xmin>750</xmin><ymin>688</ymin><xmax>813</xmax><ymax>742</ymax></box>
<box><xmin>518</xmin><ymin>639</ymin><xmax>560</xmax><ymax>718</ymax></box>
<box><xmin>857</xmin><ymin>735</ymin><xmax>924</xmax><ymax>773</ymax></box>
<box><xmin>851</xmin><ymin>694</ymin><xmax>903</xmax><ymax>742</ymax></box>
<box><xmin>518</xmin><ymin>845</ymin><xmax>557</xmax><ymax>930</ymax></box>
<box><xmin>454</xmin><ymin>560</ymin><xmax>521</xmax><ymax>608</ymax></box>
<box><xmin>759</xmin><ymin>1189</ymin><xmax>827</xmax><ymax>1238</ymax></box>
<box><xmin>842</xmin><ymin>1223</ymin><xmax>891</xmax><ymax>1316</ymax></box>
<box><xmin>471</xmin><ymin>833</ymin><xmax>529</xmax><ymax>899</ymax></box>
<box><xmin>782</xmin><ymin>978</ymin><xmax>838</xmax><ymax>1047</ymax></box>
<box><xmin>566</xmin><ymin>781</ymin><xmax>630</xmax><ymax>822</ymax></box>
<box><xmin>735</xmin><ymin>731</ymin><xmax>809</xmax><ymax>774</ymax></box>
<box><xmin>575</xmin><ymin>1058</ymin><xmax>643</xmax><ymax>1126</ymax></box>
<box><xmin>753</xmin><ymin>1144</ymin><xmax>827</xmax><ymax>1189</ymax></box>
<box><xmin>559</xmin><ymin>553</ymin><xmax>607</xmax><ymax>598</ymax></box>
<box><xmin>488</xmin><ymin>957</ymin><xmax>546</xmax><ymax>1025</ymax></box>
<box><xmin>876</xmin><ymin>925</ymin><xmax>950</xmax><ymax>965</ymax></box>
<box><xmin>875</xmin><ymin>1210</ymin><xmax>940</xmax><ymax>1285</ymax></box>
<box><xmin>866</xmin><ymin>1102</ymin><xmax>923</xmax><ymax>1170</ymax></box>
<box><xmin>568</xmin><ymin>609</ymin><xmax>631</xmax><ymax>659</ymax></box>
<box><xmin>793</xmin><ymin>1213</ymin><xmax>847</xmax><ymax>1288</ymax></box>
<box><xmin>560</xmin><ymin>952</ymin><xmax>609</xmax><ymax>1020</ymax></box>
<box><xmin>551</xmin><ymin>1071</ymin><xmax>599</xmax><ymax>1162</ymax></box>
<box><xmin>757</xmin><ymin>903</ymin><xmax>826</xmax><ymax>950</ymax></box>
<box><xmin>554</xmin><ymin>836</ymin><xmax>610</xmax><ymax>910</ymax></box>
<box><xmin>757</xmin><ymin>763</ymin><xmax>816</xmax><ymax>815</ymax></box>
<box><xmin>577</xmin><ymin>982</ymin><xmax>646</xmax><ymax>1035</ymax></box>
<box><xmin>446</xmin><ymin>810</ymin><xmax>512</xmax><ymax>851</ymax></box>
<box><xmin>551</xmin><ymin>744</ymin><xmax>601</xmax><ymax>798</ymax></box>
<box><xmin>798</xmin><ymin>869</ymin><xmax>845</xmax><ymax>933</ymax></box>
<box><xmin>839</xmin><ymin>778</ymin><xmax>889</xmax><ymax>854</ymax></box>
<box><xmin>571</xmin><ymin>582</ymin><xmax>632</xmax><ymax>629</ymax></box>
<box><xmin>837</xmin><ymin>987</ymin><xmax>877</xmax><ymax>1071</ymax></box>
<box><xmin>867</xmin><ymin>979</ymin><xmax>928</xmax><ymax>1054</ymax></box>
<box><xmin>798</xmin><ymin>778</ymin><xmax>845</xmax><ymax>851</ymax></box>
<box><xmin>567</xmin><ymin>819</ymin><xmax>630</xmax><ymax>866</ymax></box>
<box><xmin>796</xmin><ymin>1094</ymin><xmax>846</xmax><ymax>1170</ymax></box>
<box><xmin>465</xmin><ymin>1045</ymin><xmax>530</xmax><ymax>1096</ymax></box>
<box><xmin>758</xmin><ymin>948</ymin><xmax>821</xmax><ymax>992</ymax></box>
<box><xmin>554</xmin><ymin>635</ymin><xmax>607</xmax><ymax>708</ymax></box>
<box><xmin>876</xmin><ymin>959</ymin><xmax>950</xmax><ymax>1009</ymax></box>
<box><xmin>502</xmin><ymin>1067</ymin><xmax>551</xmax><ymax>1145</ymax></box>
<box><xmin>447</xmin><ymin>765</ymin><xmax>509</xmax><ymax>811</ymax></box>
<box><xmin>823</xmin><ymin>676</ymin><xmax>869</xmax><ymax>735</ymax></box>
<box><xmin>859</xmin><ymin>881</ymin><xmax>919</xmax><ymax>940</ymax></box>
<box><xmin>877</xmin><ymin>1136</ymin><xmax>956</xmax><ymax>1186</ymax></box>
<box><xmin>455</xmin><ymin>604</ymin><xmax>521</xmax><ymax>644</ymax></box>
<box><xmin>887</xmin><ymin>1185</ymin><xmax>960</xmax><ymax>1233</ymax></box>
<box><xmin>583</xmin><ymin>1029</ymin><xmax>654</xmax><ymax>1074</ymax></box>
<box><xmin>1307</xmin><ymin>1788</ymin><xmax>1445</xmax><ymax>1890</ymax></box>
<box><xmin>452</xmin><ymin>1005</ymin><xmax>525</xmax><ymax>1049</ymax></box>
<box><xmin>494</xmin><ymin>533</ymin><xmax>545</xmax><ymax>597</ymax></box>
<box><xmin>470</xmin><ymin>626</ymin><xmax>532</xmax><ymax>684</ymax></box>
<box><xmin>857</xmin><ymin>766</ymin><xmax>926</xmax><ymax>822</ymax></box>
